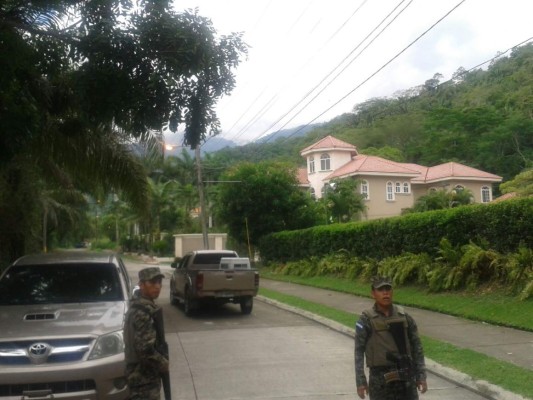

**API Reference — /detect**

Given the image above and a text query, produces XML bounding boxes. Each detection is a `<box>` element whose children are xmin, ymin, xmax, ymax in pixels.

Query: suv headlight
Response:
<box><xmin>88</xmin><ymin>330</ymin><xmax>124</xmax><ymax>360</ymax></box>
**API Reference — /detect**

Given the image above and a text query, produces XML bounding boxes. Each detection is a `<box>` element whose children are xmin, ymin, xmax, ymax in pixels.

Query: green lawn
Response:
<box><xmin>259</xmin><ymin>271</ymin><xmax>533</xmax><ymax>331</ymax></box>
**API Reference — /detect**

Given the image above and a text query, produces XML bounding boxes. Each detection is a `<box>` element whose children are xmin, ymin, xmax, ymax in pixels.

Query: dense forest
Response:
<box><xmin>210</xmin><ymin>43</ymin><xmax>533</xmax><ymax>187</ymax></box>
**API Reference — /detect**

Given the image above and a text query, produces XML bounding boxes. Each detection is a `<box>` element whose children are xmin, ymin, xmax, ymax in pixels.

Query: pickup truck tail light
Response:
<box><xmin>196</xmin><ymin>272</ymin><xmax>204</xmax><ymax>291</ymax></box>
<box><xmin>254</xmin><ymin>272</ymin><xmax>260</xmax><ymax>287</ymax></box>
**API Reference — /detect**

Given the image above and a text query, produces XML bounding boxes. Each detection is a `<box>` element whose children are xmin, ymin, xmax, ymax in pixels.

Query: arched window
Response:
<box><xmin>309</xmin><ymin>156</ymin><xmax>315</xmax><ymax>174</ymax></box>
<box><xmin>386</xmin><ymin>182</ymin><xmax>394</xmax><ymax>201</ymax></box>
<box><xmin>428</xmin><ymin>187</ymin><xmax>437</xmax><ymax>193</ymax></box>
<box><xmin>395</xmin><ymin>182</ymin><xmax>401</xmax><ymax>193</ymax></box>
<box><xmin>361</xmin><ymin>180</ymin><xmax>369</xmax><ymax>199</ymax></box>
<box><xmin>481</xmin><ymin>186</ymin><xmax>491</xmax><ymax>203</ymax></box>
<box><xmin>454</xmin><ymin>184</ymin><xmax>465</xmax><ymax>192</ymax></box>
<box><xmin>403</xmin><ymin>182</ymin><xmax>410</xmax><ymax>193</ymax></box>
<box><xmin>320</xmin><ymin>153</ymin><xmax>330</xmax><ymax>171</ymax></box>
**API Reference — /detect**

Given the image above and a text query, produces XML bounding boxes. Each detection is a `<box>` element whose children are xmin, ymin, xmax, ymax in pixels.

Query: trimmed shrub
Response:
<box><xmin>258</xmin><ymin>198</ymin><xmax>533</xmax><ymax>263</ymax></box>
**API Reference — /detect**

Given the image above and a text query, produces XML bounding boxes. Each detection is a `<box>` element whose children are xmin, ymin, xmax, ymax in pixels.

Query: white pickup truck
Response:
<box><xmin>169</xmin><ymin>250</ymin><xmax>259</xmax><ymax>315</ymax></box>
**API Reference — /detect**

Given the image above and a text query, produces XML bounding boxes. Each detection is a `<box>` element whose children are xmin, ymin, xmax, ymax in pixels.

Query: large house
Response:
<box><xmin>298</xmin><ymin>136</ymin><xmax>502</xmax><ymax>220</ymax></box>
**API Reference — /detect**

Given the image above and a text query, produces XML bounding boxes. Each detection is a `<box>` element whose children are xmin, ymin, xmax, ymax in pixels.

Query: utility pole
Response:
<box><xmin>195</xmin><ymin>146</ymin><xmax>209</xmax><ymax>249</ymax></box>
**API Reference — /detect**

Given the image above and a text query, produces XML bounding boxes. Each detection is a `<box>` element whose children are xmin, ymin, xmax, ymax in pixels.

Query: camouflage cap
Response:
<box><xmin>138</xmin><ymin>267</ymin><xmax>165</xmax><ymax>281</ymax></box>
<box><xmin>372</xmin><ymin>276</ymin><xmax>392</xmax><ymax>289</ymax></box>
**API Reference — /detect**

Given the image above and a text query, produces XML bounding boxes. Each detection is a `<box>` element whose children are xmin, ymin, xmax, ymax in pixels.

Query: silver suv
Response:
<box><xmin>0</xmin><ymin>252</ymin><xmax>132</xmax><ymax>399</ymax></box>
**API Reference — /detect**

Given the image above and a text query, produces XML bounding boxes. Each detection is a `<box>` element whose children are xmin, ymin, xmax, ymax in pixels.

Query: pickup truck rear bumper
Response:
<box><xmin>196</xmin><ymin>289</ymin><xmax>258</xmax><ymax>299</ymax></box>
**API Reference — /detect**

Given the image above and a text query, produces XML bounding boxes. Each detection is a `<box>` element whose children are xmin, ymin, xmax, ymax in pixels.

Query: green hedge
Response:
<box><xmin>258</xmin><ymin>198</ymin><xmax>533</xmax><ymax>263</ymax></box>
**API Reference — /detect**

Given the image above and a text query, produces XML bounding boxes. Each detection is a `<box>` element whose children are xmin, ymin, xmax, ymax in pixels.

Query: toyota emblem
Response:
<box><xmin>29</xmin><ymin>342</ymin><xmax>49</xmax><ymax>356</ymax></box>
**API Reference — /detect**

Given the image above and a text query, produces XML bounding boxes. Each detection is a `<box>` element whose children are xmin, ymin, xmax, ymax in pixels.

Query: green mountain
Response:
<box><xmin>210</xmin><ymin>43</ymin><xmax>533</xmax><ymax>184</ymax></box>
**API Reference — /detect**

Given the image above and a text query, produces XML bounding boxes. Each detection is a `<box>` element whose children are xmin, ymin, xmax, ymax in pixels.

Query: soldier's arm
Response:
<box><xmin>131</xmin><ymin>309</ymin><xmax>169</xmax><ymax>372</ymax></box>
<box><xmin>354</xmin><ymin>314</ymin><xmax>371</xmax><ymax>388</ymax></box>
<box><xmin>406</xmin><ymin>314</ymin><xmax>427</xmax><ymax>382</ymax></box>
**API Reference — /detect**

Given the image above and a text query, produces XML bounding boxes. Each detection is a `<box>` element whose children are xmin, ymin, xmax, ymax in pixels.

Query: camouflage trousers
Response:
<box><xmin>369</xmin><ymin>370</ymin><xmax>419</xmax><ymax>400</ymax></box>
<box><xmin>128</xmin><ymin>381</ymin><xmax>161</xmax><ymax>400</ymax></box>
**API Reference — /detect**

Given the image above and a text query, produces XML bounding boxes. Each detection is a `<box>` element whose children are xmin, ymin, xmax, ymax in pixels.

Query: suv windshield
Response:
<box><xmin>0</xmin><ymin>263</ymin><xmax>123</xmax><ymax>305</ymax></box>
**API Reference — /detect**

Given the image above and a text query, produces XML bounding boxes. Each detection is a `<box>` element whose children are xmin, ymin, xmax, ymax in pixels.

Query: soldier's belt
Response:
<box><xmin>383</xmin><ymin>368</ymin><xmax>411</xmax><ymax>383</ymax></box>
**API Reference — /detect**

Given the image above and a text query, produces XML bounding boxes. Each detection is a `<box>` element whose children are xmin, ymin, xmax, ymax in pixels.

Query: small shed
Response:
<box><xmin>173</xmin><ymin>233</ymin><xmax>228</xmax><ymax>258</ymax></box>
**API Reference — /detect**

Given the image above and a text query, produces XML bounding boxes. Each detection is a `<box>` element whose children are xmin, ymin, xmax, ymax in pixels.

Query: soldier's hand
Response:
<box><xmin>417</xmin><ymin>380</ymin><xmax>428</xmax><ymax>394</ymax></box>
<box><xmin>160</xmin><ymin>360</ymin><xmax>169</xmax><ymax>373</ymax></box>
<box><xmin>357</xmin><ymin>385</ymin><xmax>368</xmax><ymax>399</ymax></box>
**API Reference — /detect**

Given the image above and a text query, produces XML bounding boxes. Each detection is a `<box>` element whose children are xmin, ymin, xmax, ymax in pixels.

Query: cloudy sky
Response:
<box><xmin>170</xmin><ymin>0</ymin><xmax>533</xmax><ymax>145</ymax></box>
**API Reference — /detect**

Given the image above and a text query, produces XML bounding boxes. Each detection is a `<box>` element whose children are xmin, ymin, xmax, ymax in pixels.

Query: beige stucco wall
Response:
<box><xmin>306</xmin><ymin>150</ymin><xmax>353</xmax><ymax>198</ymax></box>
<box><xmin>358</xmin><ymin>176</ymin><xmax>415</xmax><ymax>220</ymax></box>
<box><xmin>413</xmin><ymin>180</ymin><xmax>496</xmax><ymax>203</ymax></box>
<box><xmin>173</xmin><ymin>233</ymin><xmax>228</xmax><ymax>258</ymax></box>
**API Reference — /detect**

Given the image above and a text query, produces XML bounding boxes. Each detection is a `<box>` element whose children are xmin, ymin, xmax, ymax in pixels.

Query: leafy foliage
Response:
<box><xmin>0</xmin><ymin>1</ymin><xmax>247</xmax><ymax>262</ymax></box>
<box><xmin>214</xmin><ymin>161</ymin><xmax>320</xmax><ymax>247</ymax></box>
<box><xmin>267</xmin><ymin>239</ymin><xmax>533</xmax><ymax>300</ymax></box>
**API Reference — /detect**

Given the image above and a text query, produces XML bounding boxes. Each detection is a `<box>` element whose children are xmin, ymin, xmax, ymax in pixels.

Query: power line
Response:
<box><xmin>222</xmin><ymin>0</ymin><xmax>369</xmax><ymax>143</ymax></box>
<box><xmin>256</xmin><ymin>0</ymin><xmax>467</xmax><ymax>146</ymax></box>
<box><xmin>257</xmin><ymin>0</ymin><xmax>415</xmax><ymax>144</ymax></box>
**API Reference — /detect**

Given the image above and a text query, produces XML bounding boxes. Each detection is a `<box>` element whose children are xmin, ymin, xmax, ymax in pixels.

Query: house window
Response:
<box><xmin>395</xmin><ymin>182</ymin><xmax>401</xmax><ymax>193</ymax></box>
<box><xmin>309</xmin><ymin>156</ymin><xmax>315</xmax><ymax>174</ymax></box>
<box><xmin>481</xmin><ymin>186</ymin><xmax>491</xmax><ymax>203</ymax></box>
<box><xmin>428</xmin><ymin>187</ymin><xmax>437</xmax><ymax>193</ymax></box>
<box><xmin>361</xmin><ymin>180</ymin><xmax>369</xmax><ymax>199</ymax></box>
<box><xmin>386</xmin><ymin>182</ymin><xmax>395</xmax><ymax>201</ymax></box>
<box><xmin>320</xmin><ymin>153</ymin><xmax>330</xmax><ymax>171</ymax></box>
<box><xmin>454</xmin><ymin>185</ymin><xmax>465</xmax><ymax>192</ymax></box>
<box><xmin>310</xmin><ymin>187</ymin><xmax>316</xmax><ymax>199</ymax></box>
<box><xmin>321</xmin><ymin>184</ymin><xmax>329</xmax><ymax>197</ymax></box>
<box><xmin>403</xmin><ymin>182</ymin><xmax>410</xmax><ymax>193</ymax></box>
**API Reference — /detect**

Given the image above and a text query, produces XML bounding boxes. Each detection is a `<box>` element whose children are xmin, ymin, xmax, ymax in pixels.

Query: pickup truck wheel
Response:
<box><xmin>184</xmin><ymin>290</ymin><xmax>195</xmax><ymax>316</ymax></box>
<box><xmin>240</xmin><ymin>297</ymin><xmax>253</xmax><ymax>315</ymax></box>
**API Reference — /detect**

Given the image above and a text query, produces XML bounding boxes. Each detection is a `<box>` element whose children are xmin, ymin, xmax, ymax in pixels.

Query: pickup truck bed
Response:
<box><xmin>170</xmin><ymin>251</ymin><xmax>259</xmax><ymax>315</ymax></box>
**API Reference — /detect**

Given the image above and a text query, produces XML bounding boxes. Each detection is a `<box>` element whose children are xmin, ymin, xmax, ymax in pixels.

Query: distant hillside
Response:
<box><xmin>207</xmin><ymin>42</ymin><xmax>533</xmax><ymax>184</ymax></box>
<box><xmin>255</xmin><ymin>123</ymin><xmax>324</xmax><ymax>144</ymax></box>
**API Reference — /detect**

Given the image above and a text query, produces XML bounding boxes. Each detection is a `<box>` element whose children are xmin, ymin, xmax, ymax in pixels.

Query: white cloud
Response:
<box><xmin>172</xmin><ymin>0</ymin><xmax>533</xmax><ymax>145</ymax></box>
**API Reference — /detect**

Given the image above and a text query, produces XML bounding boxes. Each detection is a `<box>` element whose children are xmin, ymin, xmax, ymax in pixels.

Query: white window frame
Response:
<box><xmin>361</xmin><ymin>180</ymin><xmax>369</xmax><ymax>199</ymax></box>
<box><xmin>320</xmin><ymin>153</ymin><xmax>331</xmax><ymax>171</ymax></box>
<box><xmin>309</xmin><ymin>156</ymin><xmax>315</xmax><ymax>174</ymax></box>
<box><xmin>386</xmin><ymin>181</ymin><xmax>395</xmax><ymax>201</ymax></box>
<box><xmin>481</xmin><ymin>186</ymin><xmax>491</xmax><ymax>203</ymax></box>
<box><xmin>395</xmin><ymin>182</ymin><xmax>401</xmax><ymax>193</ymax></box>
<box><xmin>403</xmin><ymin>182</ymin><xmax>410</xmax><ymax>194</ymax></box>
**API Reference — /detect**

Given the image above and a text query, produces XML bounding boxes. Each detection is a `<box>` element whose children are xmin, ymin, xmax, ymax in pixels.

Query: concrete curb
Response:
<box><xmin>257</xmin><ymin>295</ymin><xmax>530</xmax><ymax>400</ymax></box>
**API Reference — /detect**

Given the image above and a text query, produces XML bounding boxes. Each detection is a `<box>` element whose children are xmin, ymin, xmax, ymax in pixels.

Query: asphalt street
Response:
<box><xmin>124</xmin><ymin>259</ymin><xmax>511</xmax><ymax>400</ymax></box>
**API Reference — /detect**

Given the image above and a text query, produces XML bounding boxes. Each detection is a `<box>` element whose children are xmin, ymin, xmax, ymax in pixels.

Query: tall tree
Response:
<box><xmin>215</xmin><ymin>162</ymin><xmax>319</xmax><ymax>247</ymax></box>
<box><xmin>0</xmin><ymin>1</ymin><xmax>247</xmax><ymax>263</ymax></box>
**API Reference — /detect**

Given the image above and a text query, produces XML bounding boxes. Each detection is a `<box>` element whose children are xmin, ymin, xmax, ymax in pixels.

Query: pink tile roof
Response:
<box><xmin>326</xmin><ymin>155</ymin><xmax>421</xmax><ymax>179</ymax></box>
<box><xmin>300</xmin><ymin>136</ymin><xmax>503</xmax><ymax>185</ymax></box>
<box><xmin>492</xmin><ymin>192</ymin><xmax>517</xmax><ymax>202</ymax></box>
<box><xmin>297</xmin><ymin>167</ymin><xmax>310</xmax><ymax>186</ymax></box>
<box><xmin>301</xmin><ymin>135</ymin><xmax>357</xmax><ymax>156</ymax></box>
<box><xmin>423</xmin><ymin>162</ymin><xmax>502</xmax><ymax>183</ymax></box>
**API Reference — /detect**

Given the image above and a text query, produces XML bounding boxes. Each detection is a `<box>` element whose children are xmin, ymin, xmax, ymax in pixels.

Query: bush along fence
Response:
<box><xmin>258</xmin><ymin>197</ymin><xmax>532</xmax><ymax>263</ymax></box>
<box><xmin>258</xmin><ymin>198</ymin><xmax>533</xmax><ymax>299</ymax></box>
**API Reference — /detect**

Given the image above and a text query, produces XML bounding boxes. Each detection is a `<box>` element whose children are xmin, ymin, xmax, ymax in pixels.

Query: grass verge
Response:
<box><xmin>259</xmin><ymin>271</ymin><xmax>533</xmax><ymax>331</ymax></box>
<box><xmin>259</xmin><ymin>287</ymin><xmax>533</xmax><ymax>399</ymax></box>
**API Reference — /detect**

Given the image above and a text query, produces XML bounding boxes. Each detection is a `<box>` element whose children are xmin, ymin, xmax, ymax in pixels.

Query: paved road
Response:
<box><xmin>125</xmin><ymin>260</ymin><xmax>493</xmax><ymax>400</ymax></box>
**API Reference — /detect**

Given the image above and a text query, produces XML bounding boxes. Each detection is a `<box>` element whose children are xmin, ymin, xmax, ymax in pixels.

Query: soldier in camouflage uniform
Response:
<box><xmin>124</xmin><ymin>267</ymin><xmax>169</xmax><ymax>400</ymax></box>
<box><xmin>355</xmin><ymin>277</ymin><xmax>428</xmax><ymax>399</ymax></box>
